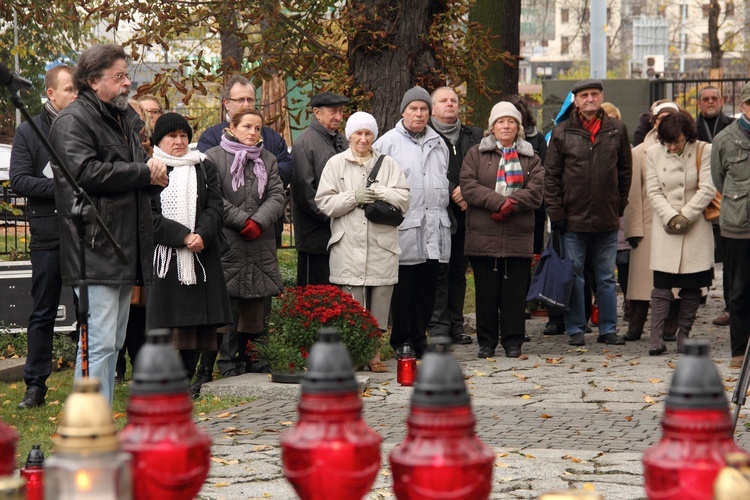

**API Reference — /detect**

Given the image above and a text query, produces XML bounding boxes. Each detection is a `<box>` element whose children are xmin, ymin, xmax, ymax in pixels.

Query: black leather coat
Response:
<box><xmin>49</xmin><ymin>89</ymin><xmax>156</xmax><ymax>286</ymax></box>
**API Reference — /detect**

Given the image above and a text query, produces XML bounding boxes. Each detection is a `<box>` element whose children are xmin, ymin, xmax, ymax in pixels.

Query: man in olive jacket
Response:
<box><xmin>49</xmin><ymin>44</ymin><xmax>168</xmax><ymax>404</ymax></box>
<box><xmin>544</xmin><ymin>78</ymin><xmax>632</xmax><ymax>347</ymax></box>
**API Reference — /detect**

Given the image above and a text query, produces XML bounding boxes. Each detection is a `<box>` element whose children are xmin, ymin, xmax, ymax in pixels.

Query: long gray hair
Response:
<box><xmin>74</xmin><ymin>44</ymin><xmax>129</xmax><ymax>92</ymax></box>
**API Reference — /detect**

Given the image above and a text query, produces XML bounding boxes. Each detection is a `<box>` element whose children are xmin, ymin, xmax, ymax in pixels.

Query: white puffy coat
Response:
<box><xmin>646</xmin><ymin>140</ymin><xmax>715</xmax><ymax>275</ymax></box>
<box><xmin>373</xmin><ymin>121</ymin><xmax>451</xmax><ymax>264</ymax></box>
<box><xmin>315</xmin><ymin>148</ymin><xmax>410</xmax><ymax>286</ymax></box>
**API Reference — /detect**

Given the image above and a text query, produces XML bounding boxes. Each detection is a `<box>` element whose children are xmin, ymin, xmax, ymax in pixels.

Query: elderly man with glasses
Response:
<box><xmin>49</xmin><ymin>44</ymin><xmax>169</xmax><ymax>405</ymax></box>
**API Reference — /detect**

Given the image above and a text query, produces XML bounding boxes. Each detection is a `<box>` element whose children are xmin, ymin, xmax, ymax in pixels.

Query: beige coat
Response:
<box><xmin>646</xmin><ymin>140</ymin><xmax>715</xmax><ymax>275</ymax></box>
<box><xmin>315</xmin><ymin>148</ymin><xmax>410</xmax><ymax>286</ymax></box>
<box><xmin>624</xmin><ymin>130</ymin><xmax>658</xmax><ymax>300</ymax></box>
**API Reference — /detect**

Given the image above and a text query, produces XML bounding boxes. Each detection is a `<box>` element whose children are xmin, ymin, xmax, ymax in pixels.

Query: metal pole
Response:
<box><xmin>679</xmin><ymin>1</ymin><xmax>686</xmax><ymax>74</ymax></box>
<box><xmin>590</xmin><ymin>0</ymin><xmax>607</xmax><ymax>79</ymax></box>
<box><xmin>13</xmin><ymin>9</ymin><xmax>20</xmax><ymax>127</ymax></box>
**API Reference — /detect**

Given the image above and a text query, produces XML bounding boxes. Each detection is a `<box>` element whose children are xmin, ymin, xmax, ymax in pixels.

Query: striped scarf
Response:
<box><xmin>495</xmin><ymin>141</ymin><xmax>524</xmax><ymax>196</ymax></box>
<box><xmin>578</xmin><ymin>109</ymin><xmax>601</xmax><ymax>143</ymax></box>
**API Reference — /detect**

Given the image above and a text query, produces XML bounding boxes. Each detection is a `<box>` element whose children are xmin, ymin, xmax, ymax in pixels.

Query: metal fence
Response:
<box><xmin>0</xmin><ymin>185</ymin><xmax>29</xmax><ymax>258</ymax></box>
<box><xmin>649</xmin><ymin>77</ymin><xmax>750</xmax><ymax>118</ymax></box>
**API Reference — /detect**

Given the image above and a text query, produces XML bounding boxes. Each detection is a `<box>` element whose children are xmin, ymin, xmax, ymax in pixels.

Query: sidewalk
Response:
<box><xmin>198</xmin><ymin>282</ymin><xmax>748</xmax><ymax>499</ymax></box>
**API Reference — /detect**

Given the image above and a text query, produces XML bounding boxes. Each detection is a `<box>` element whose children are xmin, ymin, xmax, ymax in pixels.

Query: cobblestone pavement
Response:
<box><xmin>197</xmin><ymin>275</ymin><xmax>750</xmax><ymax>499</ymax></box>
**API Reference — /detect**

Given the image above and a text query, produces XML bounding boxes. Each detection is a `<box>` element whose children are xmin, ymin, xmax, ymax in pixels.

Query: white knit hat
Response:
<box><xmin>488</xmin><ymin>101</ymin><xmax>523</xmax><ymax>130</ymax></box>
<box><xmin>345</xmin><ymin>111</ymin><xmax>379</xmax><ymax>141</ymax></box>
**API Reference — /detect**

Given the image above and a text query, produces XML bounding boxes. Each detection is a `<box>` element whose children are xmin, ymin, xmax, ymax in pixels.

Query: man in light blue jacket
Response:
<box><xmin>374</xmin><ymin>86</ymin><xmax>451</xmax><ymax>358</ymax></box>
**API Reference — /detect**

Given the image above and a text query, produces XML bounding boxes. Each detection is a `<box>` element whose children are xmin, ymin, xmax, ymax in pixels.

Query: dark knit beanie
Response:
<box><xmin>152</xmin><ymin>112</ymin><xmax>193</xmax><ymax>147</ymax></box>
<box><xmin>400</xmin><ymin>86</ymin><xmax>432</xmax><ymax>115</ymax></box>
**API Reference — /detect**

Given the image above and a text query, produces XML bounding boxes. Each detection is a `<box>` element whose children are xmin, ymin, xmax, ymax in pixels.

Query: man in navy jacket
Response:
<box><xmin>10</xmin><ymin>65</ymin><xmax>77</xmax><ymax>408</ymax></box>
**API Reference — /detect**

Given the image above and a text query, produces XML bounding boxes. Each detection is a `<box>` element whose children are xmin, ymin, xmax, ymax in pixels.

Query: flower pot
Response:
<box><xmin>271</xmin><ymin>371</ymin><xmax>305</xmax><ymax>384</ymax></box>
<box><xmin>530</xmin><ymin>308</ymin><xmax>549</xmax><ymax>317</ymax></box>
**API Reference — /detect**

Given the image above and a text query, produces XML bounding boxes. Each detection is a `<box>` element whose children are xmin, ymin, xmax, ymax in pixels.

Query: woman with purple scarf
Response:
<box><xmin>205</xmin><ymin>108</ymin><xmax>285</xmax><ymax>372</ymax></box>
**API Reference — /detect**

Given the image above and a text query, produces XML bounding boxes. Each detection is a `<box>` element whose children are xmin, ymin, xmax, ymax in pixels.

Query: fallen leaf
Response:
<box><xmin>8</xmin><ymin>384</ymin><xmax>16</xmax><ymax>389</ymax></box>
<box><xmin>473</xmin><ymin>370</ymin><xmax>487</xmax><ymax>377</ymax></box>
<box><xmin>668</xmin><ymin>361</ymin><xmax>675</xmax><ymax>368</ymax></box>
<box><xmin>495</xmin><ymin>462</ymin><xmax>510</xmax><ymax>468</ymax></box>
<box><xmin>604</xmin><ymin>387</ymin><xmax>614</xmax><ymax>392</ymax></box>
<box><xmin>562</xmin><ymin>454</ymin><xmax>586</xmax><ymax>463</ymax></box>
<box><xmin>644</xmin><ymin>395</ymin><xmax>656</xmax><ymax>404</ymax></box>
<box><xmin>380</xmin><ymin>381</ymin><xmax>390</xmax><ymax>386</ymax></box>
<box><xmin>519</xmin><ymin>355</ymin><xmax>529</xmax><ymax>360</ymax></box>
<box><xmin>513</xmin><ymin>374</ymin><xmax>527</xmax><ymax>381</ymax></box>
<box><xmin>216</xmin><ymin>412</ymin><xmax>232</xmax><ymax>418</ymax></box>
<box><xmin>649</xmin><ymin>378</ymin><xmax>662</xmax><ymax>384</ymax></box>
<box><xmin>492</xmin><ymin>414</ymin><xmax>499</xmax><ymax>420</ymax></box>
<box><xmin>520</xmin><ymin>394</ymin><xmax>531</xmax><ymax>399</ymax></box>
<box><xmin>222</xmin><ymin>427</ymin><xmax>253</xmax><ymax>436</ymax></box>
<box><xmin>279</xmin><ymin>421</ymin><xmax>294</xmax><ymax>426</ymax></box>
<box><xmin>534</xmin><ymin>385</ymin><xmax>543</xmax><ymax>389</ymax></box>
<box><xmin>575</xmin><ymin>347</ymin><xmax>588</xmax><ymax>353</ymax></box>
<box><xmin>524</xmin><ymin>453</ymin><xmax>536</xmax><ymax>459</ymax></box>
<box><xmin>629</xmin><ymin>360</ymin><xmax>640</xmax><ymax>366</ymax></box>
<box><xmin>540</xmin><ymin>414</ymin><xmax>553</xmax><ymax>419</ymax></box>
<box><xmin>601</xmin><ymin>362</ymin><xmax>609</xmax><ymax>367</ymax></box>
<box><xmin>113</xmin><ymin>411</ymin><xmax>125</xmax><ymax>419</ymax></box>
<box><xmin>380</xmin><ymin>469</ymin><xmax>392</xmax><ymax>476</ymax></box>
<box><xmin>252</xmin><ymin>445</ymin><xmax>274</xmax><ymax>452</ymax></box>
<box><xmin>583</xmin><ymin>483</ymin><xmax>596</xmax><ymax>491</ymax></box>
<box><xmin>601</xmin><ymin>408</ymin><xmax>611</xmax><ymax>413</ymax></box>
<box><xmin>213</xmin><ymin>482</ymin><xmax>229</xmax><ymax>488</ymax></box>
<box><xmin>545</xmin><ymin>358</ymin><xmax>562</xmax><ymax>364</ymax></box>
<box><xmin>625</xmin><ymin>416</ymin><xmax>633</xmax><ymax>422</ymax></box>
<box><xmin>497</xmin><ymin>452</ymin><xmax>508</xmax><ymax>457</ymax></box>
<box><xmin>211</xmin><ymin>457</ymin><xmax>236</xmax><ymax>464</ymax></box>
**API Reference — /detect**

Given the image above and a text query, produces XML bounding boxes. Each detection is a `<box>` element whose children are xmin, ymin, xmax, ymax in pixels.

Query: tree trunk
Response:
<box><xmin>219</xmin><ymin>10</ymin><xmax>244</xmax><ymax>77</ymax></box>
<box><xmin>467</xmin><ymin>0</ymin><xmax>521</xmax><ymax>126</ymax></box>
<box><xmin>345</xmin><ymin>0</ymin><xmax>449</xmax><ymax>133</ymax></box>
<box><xmin>708</xmin><ymin>0</ymin><xmax>723</xmax><ymax>71</ymax></box>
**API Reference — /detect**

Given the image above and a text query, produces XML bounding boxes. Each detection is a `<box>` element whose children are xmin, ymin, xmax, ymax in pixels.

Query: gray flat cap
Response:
<box><xmin>311</xmin><ymin>91</ymin><xmax>349</xmax><ymax>108</ymax></box>
<box><xmin>571</xmin><ymin>79</ymin><xmax>604</xmax><ymax>95</ymax></box>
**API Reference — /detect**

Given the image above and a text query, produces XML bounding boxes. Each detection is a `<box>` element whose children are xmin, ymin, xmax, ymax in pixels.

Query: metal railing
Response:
<box><xmin>0</xmin><ymin>186</ymin><xmax>29</xmax><ymax>258</ymax></box>
<box><xmin>650</xmin><ymin>77</ymin><xmax>750</xmax><ymax>118</ymax></box>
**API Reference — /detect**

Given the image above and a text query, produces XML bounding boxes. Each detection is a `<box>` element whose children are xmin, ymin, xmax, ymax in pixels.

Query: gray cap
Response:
<box><xmin>311</xmin><ymin>91</ymin><xmax>349</xmax><ymax>108</ymax></box>
<box><xmin>571</xmin><ymin>78</ymin><xmax>604</xmax><ymax>95</ymax></box>
<box><xmin>400</xmin><ymin>86</ymin><xmax>432</xmax><ymax>114</ymax></box>
<box><xmin>741</xmin><ymin>83</ymin><xmax>750</xmax><ymax>103</ymax></box>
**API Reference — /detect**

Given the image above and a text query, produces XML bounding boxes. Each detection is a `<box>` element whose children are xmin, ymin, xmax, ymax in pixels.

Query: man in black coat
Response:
<box><xmin>696</xmin><ymin>84</ymin><xmax>735</xmax><ymax>327</ymax></box>
<box><xmin>427</xmin><ymin>87</ymin><xmax>483</xmax><ymax>345</ymax></box>
<box><xmin>49</xmin><ymin>44</ymin><xmax>169</xmax><ymax>405</ymax></box>
<box><xmin>10</xmin><ymin>65</ymin><xmax>77</xmax><ymax>409</ymax></box>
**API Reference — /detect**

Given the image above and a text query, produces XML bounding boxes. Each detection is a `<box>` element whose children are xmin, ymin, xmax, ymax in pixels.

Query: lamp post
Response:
<box><xmin>119</xmin><ymin>328</ymin><xmax>212</xmax><ymax>500</ymax></box>
<box><xmin>281</xmin><ymin>327</ymin><xmax>382</xmax><ymax>499</ymax></box>
<box><xmin>44</xmin><ymin>378</ymin><xmax>132</xmax><ymax>499</ymax></box>
<box><xmin>390</xmin><ymin>338</ymin><xmax>494</xmax><ymax>499</ymax></box>
<box><xmin>643</xmin><ymin>340</ymin><xmax>749</xmax><ymax>498</ymax></box>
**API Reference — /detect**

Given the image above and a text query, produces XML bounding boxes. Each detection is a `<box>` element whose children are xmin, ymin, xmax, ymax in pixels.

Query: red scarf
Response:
<box><xmin>578</xmin><ymin>109</ymin><xmax>601</xmax><ymax>143</ymax></box>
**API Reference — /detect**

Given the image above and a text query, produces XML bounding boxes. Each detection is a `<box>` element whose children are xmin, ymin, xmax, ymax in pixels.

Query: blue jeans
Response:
<box><xmin>563</xmin><ymin>230</ymin><xmax>618</xmax><ymax>336</ymax></box>
<box><xmin>74</xmin><ymin>285</ymin><xmax>132</xmax><ymax>404</ymax></box>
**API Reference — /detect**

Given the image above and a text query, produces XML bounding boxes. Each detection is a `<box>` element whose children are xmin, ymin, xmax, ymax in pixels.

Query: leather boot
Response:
<box><xmin>676</xmin><ymin>288</ymin><xmax>702</xmax><ymax>353</ymax></box>
<box><xmin>624</xmin><ymin>300</ymin><xmax>649</xmax><ymax>340</ymax></box>
<box><xmin>649</xmin><ymin>288</ymin><xmax>673</xmax><ymax>353</ymax></box>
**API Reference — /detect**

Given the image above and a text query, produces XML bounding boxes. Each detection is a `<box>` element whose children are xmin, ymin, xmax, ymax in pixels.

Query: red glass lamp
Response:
<box><xmin>20</xmin><ymin>444</ymin><xmax>44</xmax><ymax>500</ymax></box>
<box><xmin>0</xmin><ymin>416</ymin><xmax>18</xmax><ymax>477</ymax></box>
<box><xmin>390</xmin><ymin>337</ymin><xmax>494</xmax><ymax>499</ymax></box>
<box><xmin>281</xmin><ymin>327</ymin><xmax>382</xmax><ymax>499</ymax></box>
<box><xmin>120</xmin><ymin>328</ymin><xmax>212</xmax><ymax>500</ymax></box>
<box><xmin>643</xmin><ymin>340</ymin><xmax>749</xmax><ymax>499</ymax></box>
<box><xmin>397</xmin><ymin>343</ymin><xmax>417</xmax><ymax>387</ymax></box>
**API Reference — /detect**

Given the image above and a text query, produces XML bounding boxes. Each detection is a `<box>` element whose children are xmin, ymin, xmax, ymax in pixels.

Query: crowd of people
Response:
<box><xmin>9</xmin><ymin>42</ymin><xmax>750</xmax><ymax>410</ymax></box>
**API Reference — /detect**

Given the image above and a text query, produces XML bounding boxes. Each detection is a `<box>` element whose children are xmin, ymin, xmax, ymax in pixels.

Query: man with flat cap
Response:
<box><xmin>291</xmin><ymin>91</ymin><xmax>350</xmax><ymax>285</ymax></box>
<box><xmin>545</xmin><ymin>78</ymin><xmax>632</xmax><ymax>347</ymax></box>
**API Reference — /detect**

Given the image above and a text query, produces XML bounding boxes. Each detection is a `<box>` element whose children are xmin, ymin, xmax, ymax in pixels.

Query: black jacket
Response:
<box><xmin>9</xmin><ymin>111</ymin><xmax>60</xmax><ymax>249</ymax></box>
<box><xmin>49</xmin><ymin>89</ymin><xmax>157</xmax><ymax>286</ymax></box>
<box><xmin>696</xmin><ymin>112</ymin><xmax>734</xmax><ymax>143</ymax></box>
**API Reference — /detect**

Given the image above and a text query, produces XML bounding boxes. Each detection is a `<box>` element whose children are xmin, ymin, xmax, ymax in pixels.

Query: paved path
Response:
<box><xmin>197</xmin><ymin>278</ymin><xmax>750</xmax><ymax>499</ymax></box>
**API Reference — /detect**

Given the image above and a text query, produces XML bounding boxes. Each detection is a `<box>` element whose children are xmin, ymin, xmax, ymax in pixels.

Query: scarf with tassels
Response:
<box><xmin>151</xmin><ymin>146</ymin><xmax>207</xmax><ymax>286</ymax></box>
<box><xmin>495</xmin><ymin>141</ymin><xmax>524</xmax><ymax>196</ymax></box>
<box><xmin>220</xmin><ymin>133</ymin><xmax>267</xmax><ymax>196</ymax></box>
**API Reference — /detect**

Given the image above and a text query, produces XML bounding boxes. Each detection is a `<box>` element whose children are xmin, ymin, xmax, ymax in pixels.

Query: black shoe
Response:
<box><xmin>543</xmin><ymin>323</ymin><xmax>564</xmax><ymax>336</ymax></box>
<box><xmin>523</xmin><ymin>334</ymin><xmax>531</xmax><ymax>342</ymax></box>
<box><xmin>623</xmin><ymin>332</ymin><xmax>642</xmax><ymax>341</ymax></box>
<box><xmin>568</xmin><ymin>333</ymin><xmax>586</xmax><ymax>346</ymax></box>
<box><xmin>114</xmin><ymin>373</ymin><xmax>125</xmax><ymax>385</ymax></box>
<box><xmin>597</xmin><ymin>333</ymin><xmax>625</xmax><ymax>345</ymax></box>
<box><xmin>18</xmin><ymin>387</ymin><xmax>46</xmax><ymax>409</ymax></box>
<box><xmin>505</xmin><ymin>346</ymin><xmax>522</xmax><ymax>358</ymax></box>
<box><xmin>451</xmin><ymin>333</ymin><xmax>473</xmax><ymax>345</ymax></box>
<box><xmin>478</xmin><ymin>347</ymin><xmax>495</xmax><ymax>358</ymax></box>
<box><xmin>649</xmin><ymin>346</ymin><xmax>667</xmax><ymax>356</ymax></box>
<box><xmin>191</xmin><ymin>365</ymin><xmax>214</xmax><ymax>396</ymax></box>
<box><xmin>585</xmin><ymin>325</ymin><xmax>593</xmax><ymax>333</ymax></box>
<box><xmin>663</xmin><ymin>333</ymin><xmax>677</xmax><ymax>342</ymax></box>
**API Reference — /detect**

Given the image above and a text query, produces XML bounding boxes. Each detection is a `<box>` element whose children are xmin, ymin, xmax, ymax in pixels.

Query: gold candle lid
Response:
<box><xmin>53</xmin><ymin>378</ymin><xmax>119</xmax><ymax>455</ymax></box>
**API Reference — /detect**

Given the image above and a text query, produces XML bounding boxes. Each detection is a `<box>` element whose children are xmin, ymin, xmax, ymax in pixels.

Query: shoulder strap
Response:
<box><xmin>695</xmin><ymin>141</ymin><xmax>705</xmax><ymax>173</ymax></box>
<box><xmin>366</xmin><ymin>155</ymin><xmax>386</xmax><ymax>188</ymax></box>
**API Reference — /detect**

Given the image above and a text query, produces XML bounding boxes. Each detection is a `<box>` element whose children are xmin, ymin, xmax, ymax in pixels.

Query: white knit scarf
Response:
<box><xmin>152</xmin><ymin>146</ymin><xmax>207</xmax><ymax>285</ymax></box>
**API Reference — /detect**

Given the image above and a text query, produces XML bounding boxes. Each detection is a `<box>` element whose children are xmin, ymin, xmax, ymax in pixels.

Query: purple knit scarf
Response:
<box><xmin>220</xmin><ymin>134</ymin><xmax>267</xmax><ymax>197</ymax></box>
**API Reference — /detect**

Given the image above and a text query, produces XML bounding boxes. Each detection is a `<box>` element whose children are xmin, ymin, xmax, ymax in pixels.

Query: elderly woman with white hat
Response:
<box><xmin>315</xmin><ymin>111</ymin><xmax>410</xmax><ymax>372</ymax></box>
<box><xmin>460</xmin><ymin>102</ymin><xmax>544</xmax><ymax>359</ymax></box>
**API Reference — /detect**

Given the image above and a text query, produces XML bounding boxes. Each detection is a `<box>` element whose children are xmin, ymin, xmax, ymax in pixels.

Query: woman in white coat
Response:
<box><xmin>646</xmin><ymin>111</ymin><xmax>716</xmax><ymax>355</ymax></box>
<box><xmin>315</xmin><ymin>112</ymin><xmax>410</xmax><ymax>371</ymax></box>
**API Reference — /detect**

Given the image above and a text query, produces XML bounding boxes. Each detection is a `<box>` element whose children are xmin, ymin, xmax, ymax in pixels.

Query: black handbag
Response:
<box><xmin>363</xmin><ymin>155</ymin><xmax>404</xmax><ymax>227</ymax></box>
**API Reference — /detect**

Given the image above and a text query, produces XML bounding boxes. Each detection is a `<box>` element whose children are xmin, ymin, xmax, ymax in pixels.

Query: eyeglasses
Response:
<box><xmin>226</xmin><ymin>97</ymin><xmax>256</xmax><ymax>104</ymax></box>
<box><xmin>700</xmin><ymin>96</ymin><xmax>720</xmax><ymax>102</ymax></box>
<box><xmin>102</xmin><ymin>72</ymin><xmax>131</xmax><ymax>82</ymax></box>
<box><xmin>145</xmin><ymin>109</ymin><xmax>163</xmax><ymax>116</ymax></box>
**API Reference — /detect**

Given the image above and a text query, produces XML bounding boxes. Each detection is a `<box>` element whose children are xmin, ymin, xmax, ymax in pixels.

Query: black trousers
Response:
<box><xmin>115</xmin><ymin>306</ymin><xmax>146</xmax><ymax>377</ymax></box>
<box><xmin>24</xmin><ymin>249</ymin><xmax>63</xmax><ymax>390</ymax></box>
<box><xmin>428</xmin><ymin>222</ymin><xmax>468</xmax><ymax>338</ymax></box>
<box><xmin>296</xmin><ymin>252</ymin><xmax>330</xmax><ymax>287</ymax></box>
<box><xmin>390</xmin><ymin>260</ymin><xmax>440</xmax><ymax>356</ymax></box>
<box><xmin>713</xmin><ymin>224</ymin><xmax>731</xmax><ymax>311</ymax></box>
<box><xmin>471</xmin><ymin>256</ymin><xmax>529</xmax><ymax>352</ymax></box>
<box><xmin>724</xmin><ymin>237</ymin><xmax>750</xmax><ymax>356</ymax></box>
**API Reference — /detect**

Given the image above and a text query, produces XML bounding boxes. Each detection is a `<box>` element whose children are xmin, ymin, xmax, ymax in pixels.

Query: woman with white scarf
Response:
<box><xmin>460</xmin><ymin>102</ymin><xmax>544</xmax><ymax>359</ymax></box>
<box><xmin>205</xmin><ymin>108</ymin><xmax>285</xmax><ymax>374</ymax></box>
<box><xmin>147</xmin><ymin>113</ymin><xmax>232</xmax><ymax>388</ymax></box>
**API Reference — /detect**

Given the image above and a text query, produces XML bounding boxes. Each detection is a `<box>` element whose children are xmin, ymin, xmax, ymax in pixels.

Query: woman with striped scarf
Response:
<box><xmin>460</xmin><ymin>102</ymin><xmax>545</xmax><ymax>359</ymax></box>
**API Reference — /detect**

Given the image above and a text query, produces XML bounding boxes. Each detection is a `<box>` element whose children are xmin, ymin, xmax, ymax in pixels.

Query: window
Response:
<box><xmin>727</xmin><ymin>1</ymin><xmax>735</xmax><ymax>16</ymax></box>
<box><xmin>702</xmin><ymin>3</ymin><xmax>710</xmax><ymax>17</ymax></box>
<box><xmin>582</xmin><ymin>35</ymin><xmax>590</xmax><ymax>54</ymax></box>
<box><xmin>632</xmin><ymin>4</ymin><xmax>641</xmax><ymax>16</ymax></box>
<box><xmin>541</xmin><ymin>40</ymin><xmax>549</xmax><ymax>48</ymax></box>
<box><xmin>702</xmin><ymin>33</ymin><xmax>710</xmax><ymax>50</ymax></box>
<box><xmin>561</xmin><ymin>36</ymin><xmax>569</xmax><ymax>55</ymax></box>
<box><xmin>561</xmin><ymin>8</ymin><xmax>569</xmax><ymax>23</ymax></box>
<box><xmin>607</xmin><ymin>7</ymin><xmax>611</xmax><ymax>24</ymax></box>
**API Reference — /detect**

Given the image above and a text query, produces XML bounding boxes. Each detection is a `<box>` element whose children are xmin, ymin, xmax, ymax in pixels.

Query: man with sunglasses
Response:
<box><xmin>49</xmin><ymin>44</ymin><xmax>169</xmax><ymax>405</ymax></box>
